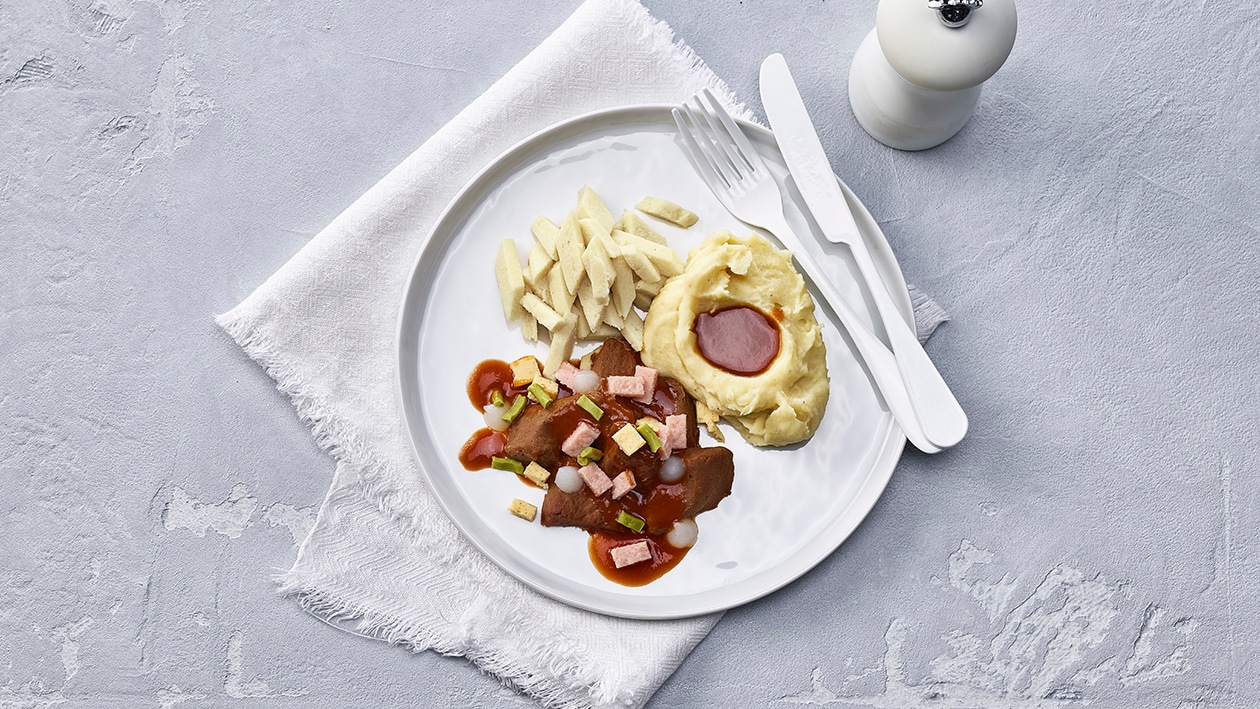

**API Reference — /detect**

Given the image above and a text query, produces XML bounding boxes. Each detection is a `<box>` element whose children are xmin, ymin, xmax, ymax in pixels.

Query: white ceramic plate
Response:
<box><xmin>397</xmin><ymin>105</ymin><xmax>910</xmax><ymax>619</ymax></box>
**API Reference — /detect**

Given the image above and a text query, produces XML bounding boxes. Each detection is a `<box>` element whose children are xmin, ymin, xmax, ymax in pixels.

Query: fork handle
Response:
<box><xmin>763</xmin><ymin>215</ymin><xmax>942</xmax><ymax>454</ymax></box>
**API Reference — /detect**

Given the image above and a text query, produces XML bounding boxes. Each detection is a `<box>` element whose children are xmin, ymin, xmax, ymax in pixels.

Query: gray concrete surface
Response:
<box><xmin>3</xmin><ymin>0</ymin><xmax>1257</xmax><ymax>707</ymax></box>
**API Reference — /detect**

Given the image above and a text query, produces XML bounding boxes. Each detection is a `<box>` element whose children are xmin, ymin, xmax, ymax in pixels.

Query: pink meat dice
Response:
<box><xmin>554</xmin><ymin>361</ymin><xmax>580</xmax><ymax>391</ymax></box>
<box><xmin>605</xmin><ymin>375</ymin><xmax>645</xmax><ymax>398</ymax></box>
<box><xmin>664</xmin><ymin>414</ymin><xmax>687</xmax><ymax>449</ymax></box>
<box><xmin>634</xmin><ymin>365</ymin><xmax>658</xmax><ymax>404</ymax></box>
<box><xmin>610</xmin><ymin>540</ymin><xmax>652</xmax><ymax>568</ymax></box>
<box><xmin>610</xmin><ymin>470</ymin><xmax>636</xmax><ymax>499</ymax></box>
<box><xmin>561</xmin><ymin>421</ymin><xmax>600</xmax><ymax>458</ymax></box>
<box><xmin>659</xmin><ymin>414</ymin><xmax>688</xmax><ymax>457</ymax></box>
<box><xmin>578</xmin><ymin>463</ymin><xmax>613</xmax><ymax>496</ymax></box>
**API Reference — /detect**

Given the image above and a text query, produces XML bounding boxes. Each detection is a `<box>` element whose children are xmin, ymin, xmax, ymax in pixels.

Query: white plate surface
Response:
<box><xmin>398</xmin><ymin>105</ymin><xmax>910</xmax><ymax>619</ymax></box>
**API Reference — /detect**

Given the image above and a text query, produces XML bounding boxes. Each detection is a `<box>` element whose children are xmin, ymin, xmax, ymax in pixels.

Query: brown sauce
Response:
<box><xmin>693</xmin><ymin>306</ymin><xmax>780</xmax><ymax>376</ymax></box>
<box><xmin>549</xmin><ymin>398</ymin><xmax>602</xmax><ymax>447</ymax></box>
<box><xmin>577</xmin><ymin>480</ymin><xmax>686</xmax><ymax>534</ymax></box>
<box><xmin>589</xmin><ymin>531</ymin><xmax>690</xmax><ymax>586</ymax></box>
<box><xmin>458</xmin><ymin>428</ymin><xmax>506</xmax><ymax>470</ymax></box>
<box><xmin>640</xmin><ymin>379</ymin><xmax>686</xmax><ymax>422</ymax></box>
<box><xmin>457</xmin><ymin>427</ymin><xmax>541</xmax><ymax>488</ymax></box>
<box><xmin>466</xmin><ymin>359</ymin><xmax>526</xmax><ymax>412</ymax></box>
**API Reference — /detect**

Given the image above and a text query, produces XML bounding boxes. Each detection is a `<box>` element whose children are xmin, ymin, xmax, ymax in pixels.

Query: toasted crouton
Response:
<box><xmin>522</xmin><ymin>462</ymin><xmax>551</xmax><ymax>488</ymax></box>
<box><xmin>612</xmin><ymin>423</ymin><xmax>646</xmax><ymax>455</ymax></box>
<box><xmin>508</xmin><ymin>498</ymin><xmax>537</xmax><ymax>522</ymax></box>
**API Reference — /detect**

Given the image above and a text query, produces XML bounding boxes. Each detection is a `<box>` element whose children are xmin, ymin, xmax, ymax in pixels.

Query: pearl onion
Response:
<box><xmin>572</xmin><ymin>369</ymin><xmax>600</xmax><ymax>394</ymax></box>
<box><xmin>483</xmin><ymin>405</ymin><xmax>510</xmax><ymax>432</ymax></box>
<box><xmin>666</xmin><ymin>519</ymin><xmax>698</xmax><ymax>548</ymax></box>
<box><xmin>554</xmin><ymin>466</ymin><xmax>582</xmax><ymax>493</ymax></box>
<box><xmin>659</xmin><ymin>456</ymin><xmax>685</xmax><ymax>482</ymax></box>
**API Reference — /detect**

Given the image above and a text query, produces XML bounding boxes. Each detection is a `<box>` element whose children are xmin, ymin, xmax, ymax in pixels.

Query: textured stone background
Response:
<box><xmin>2</xmin><ymin>0</ymin><xmax>1257</xmax><ymax>707</ymax></box>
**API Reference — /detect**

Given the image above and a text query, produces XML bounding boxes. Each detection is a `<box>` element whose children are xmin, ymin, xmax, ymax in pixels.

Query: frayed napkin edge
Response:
<box><xmin>908</xmin><ymin>283</ymin><xmax>951</xmax><ymax>343</ymax></box>
<box><xmin>215</xmin><ymin>306</ymin><xmax>631</xmax><ymax>708</ymax></box>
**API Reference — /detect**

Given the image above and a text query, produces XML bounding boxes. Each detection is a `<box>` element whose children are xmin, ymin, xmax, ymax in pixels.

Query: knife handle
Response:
<box><xmin>849</xmin><ymin>243</ymin><xmax>968</xmax><ymax>448</ymax></box>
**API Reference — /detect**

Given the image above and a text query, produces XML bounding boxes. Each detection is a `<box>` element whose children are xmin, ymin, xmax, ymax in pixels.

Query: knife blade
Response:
<box><xmin>759</xmin><ymin>53</ymin><xmax>968</xmax><ymax>448</ymax></box>
<box><xmin>759</xmin><ymin>55</ymin><xmax>863</xmax><ymax>248</ymax></box>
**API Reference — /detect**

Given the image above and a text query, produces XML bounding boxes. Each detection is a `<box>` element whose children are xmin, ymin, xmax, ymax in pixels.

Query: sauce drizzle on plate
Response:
<box><xmin>458</xmin><ymin>428</ymin><xmax>506</xmax><ymax>470</ymax></box>
<box><xmin>466</xmin><ymin>359</ymin><xmax>525</xmax><ymax>412</ymax></box>
<box><xmin>589</xmin><ymin>531</ymin><xmax>690</xmax><ymax>586</ymax></box>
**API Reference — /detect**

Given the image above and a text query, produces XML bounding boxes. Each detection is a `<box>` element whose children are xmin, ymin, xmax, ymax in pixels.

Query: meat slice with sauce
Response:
<box><xmin>590</xmin><ymin>337</ymin><xmax>639</xmax><ymax>378</ymax></box>
<box><xmin>671</xmin><ymin>447</ymin><xmax>735</xmax><ymax>523</ymax></box>
<box><xmin>504</xmin><ymin>341</ymin><xmax>699</xmax><ymax>485</ymax></box>
<box><xmin>502</xmin><ymin>400</ymin><xmax>564</xmax><ymax>470</ymax></box>
<box><xmin>540</xmin><ymin>446</ymin><xmax>734</xmax><ymax>535</ymax></box>
<box><xmin>500</xmin><ymin>337</ymin><xmax>732</xmax><ymax>539</ymax></box>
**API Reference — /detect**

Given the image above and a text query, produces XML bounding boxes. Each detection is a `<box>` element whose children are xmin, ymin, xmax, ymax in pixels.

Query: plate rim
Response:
<box><xmin>396</xmin><ymin>104</ymin><xmax>909</xmax><ymax>619</ymax></box>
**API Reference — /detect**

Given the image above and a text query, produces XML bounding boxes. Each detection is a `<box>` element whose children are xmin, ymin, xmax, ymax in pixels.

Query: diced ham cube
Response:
<box><xmin>664</xmin><ymin>414</ymin><xmax>687</xmax><ymax>449</ymax></box>
<box><xmin>561</xmin><ymin>421</ymin><xmax>600</xmax><ymax>457</ymax></box>
<box><xmin>659</xmin><ymin>414</ymin><xmax>688</xmax><ymax>458</ymax></box>
<box><xmin>578</xmin><ymin>463</ymin><xmax>613</xmax><ymax>496</ymax></box>
<box><xmin>554</xmin><ymin>361</ymin><xmax>580</xmax><ymax>391</ymax></box>
<box><xmin>610</xmin><ymin>540</ymin><xmax>652</xmax><ymax>568</ymax></box>
<box><xmin>605</xmin><ymin>375</ymin><xmax>645</xmax><ymax>398</ymax></box>
<box><xmin>634</xmin><ymin>366</ymin><xmax>657</xmax><ymax>404</ymax></box>
<box><xmin>610</xmin><ymin>470</ymin><xmax>636</xmax><ymax>499</ymax></box>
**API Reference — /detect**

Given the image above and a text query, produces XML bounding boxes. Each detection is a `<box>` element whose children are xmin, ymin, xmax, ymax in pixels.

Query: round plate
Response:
<box><xmin>397</xmin><ymin>105</ymin><xmax>909</xmax><ymax>619</ymax></box>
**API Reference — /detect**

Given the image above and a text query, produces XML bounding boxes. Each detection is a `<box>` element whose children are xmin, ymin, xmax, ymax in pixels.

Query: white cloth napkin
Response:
<box><xmin>217</xmin><ymin>1</ymin><xmax>949</xmax><ymax>706</ymax></box>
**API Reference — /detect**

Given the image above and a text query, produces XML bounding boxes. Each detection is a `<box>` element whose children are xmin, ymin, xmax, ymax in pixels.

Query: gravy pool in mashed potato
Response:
<box><xmin>641</xmin><ymin>231</ymin><xmax>829</xmax><ymax>446</ymax></box>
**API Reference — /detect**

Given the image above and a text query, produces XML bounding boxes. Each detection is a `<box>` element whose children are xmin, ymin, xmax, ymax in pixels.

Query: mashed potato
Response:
<box><xmin>641</xmin><ymin>231</ymin><xmax>829</xmax><ymax>446</ymax></box>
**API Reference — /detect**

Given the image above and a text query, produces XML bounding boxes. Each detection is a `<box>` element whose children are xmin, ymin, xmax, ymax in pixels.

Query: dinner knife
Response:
<box><xmin>759</xmin><ymin>53</ymin><xmax>968</xmax><ymax>448</ymax></box>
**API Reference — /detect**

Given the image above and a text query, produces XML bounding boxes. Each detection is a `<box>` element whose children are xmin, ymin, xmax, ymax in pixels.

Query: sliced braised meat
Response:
<box><xmin>504</xmin><ymin>393</ymin><xmax>607</xmax><ymax>471</ymax></box>
<box><xmin>674</xmin><ymin>446</ymin><xmax>735</xmax><ymax>521</ymax></box>
<box><xmin>540</xmin><ymin>444</ymin><xmax>734</xmax><ymax>535</ymax></box>
<box><xmin>540</xmin><ymin>485</ymin><xmax>613</xmax><ymax>531</ymax></box>
<box><xmin>502</xmin><ymin>337</ymin><xmax>735</xmax><ymax>539</ymax></box>
<box><xmin>590</xmin><ymin>338</ymin><xmax>638</xmax><ymax>378</ymax></box>
<box><xmin>503</xmin><ymin>402</ymin><xmax>561</xmax><ymax>470</ymax></box>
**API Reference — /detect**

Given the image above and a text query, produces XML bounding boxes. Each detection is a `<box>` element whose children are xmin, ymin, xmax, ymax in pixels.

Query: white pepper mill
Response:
<box><xmin>848</xmin><ymin>0</ymin><xmax>1017</xmax><ymax>151</ymax></box>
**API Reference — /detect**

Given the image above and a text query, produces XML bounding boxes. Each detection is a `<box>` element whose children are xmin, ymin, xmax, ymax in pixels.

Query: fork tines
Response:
<box><xmin>673</xmin><ymin>89</ymin><xmax>766</xmax><ymax>194</ymax></box>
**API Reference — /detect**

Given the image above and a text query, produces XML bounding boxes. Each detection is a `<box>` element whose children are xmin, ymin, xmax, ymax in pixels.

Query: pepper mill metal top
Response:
<box><xmin>928</xmin><ymin>0</ymin><xmax>984</xmax><ymax>28</ymax></box>
<box><xmin>876</xmin><ymin>0</ymin><xmax>1016</xmax><ymax>92</ymax></box>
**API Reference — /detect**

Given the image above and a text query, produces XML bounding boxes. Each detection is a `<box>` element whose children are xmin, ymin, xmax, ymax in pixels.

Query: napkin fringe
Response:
<box><xmin>216</xmin><ymin>307</ymin><xmax>637</xmax><ymax>709</ymax></box>
<box><xmin>277</xmin><ymin>569</ymin><xmax>635</xmax><ymax>709</ymax></box>
<box><xmin>215</xmin><ymin>308</ymin><xmax>365</xmax><ymax>479</ymax></box>
<box><xmin>908</xmin><ymin>283</ymin><xmax>951</xmax><ymax>343</ymax></box>
<box><xmin>614</xmin><ymin>0</ymin><xmax>750</xmax><ymax>121</ymax></box>
<box><xmin>281</xmin><ymin>489</ymin><xmax>647</xmax><ymax>709</ymax></box>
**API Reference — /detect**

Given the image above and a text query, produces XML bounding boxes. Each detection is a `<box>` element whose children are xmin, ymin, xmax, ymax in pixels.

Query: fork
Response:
<box><xmin>672</xmin><ymin>90</ymin><xmax>943</xmax><ymax>453</ymax></box>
